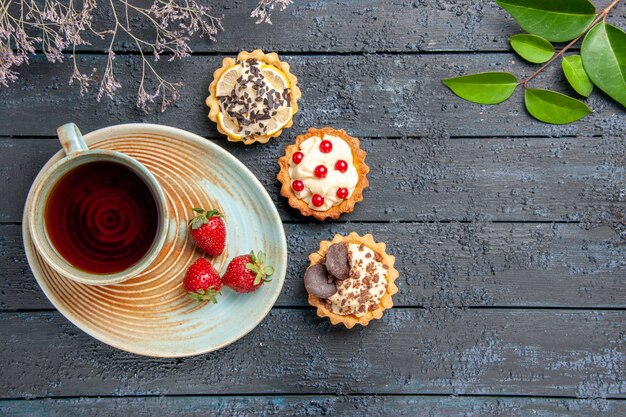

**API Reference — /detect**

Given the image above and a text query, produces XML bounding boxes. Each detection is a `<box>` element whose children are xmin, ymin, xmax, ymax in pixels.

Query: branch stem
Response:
<box><xmin>521</xmin><ymin>0</ymin><xmax>622</xmax><ymax>87</ymax></box>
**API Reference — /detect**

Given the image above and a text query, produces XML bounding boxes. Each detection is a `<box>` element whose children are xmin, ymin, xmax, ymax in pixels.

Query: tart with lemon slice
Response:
<box><xmin>277</xmin><ymin>127</ymin><xmax>369</xmax><ymax>221</ymax></box>
<box><xmin>304</xmin><ymin>233</ymin><xmax>399</xmax><ymax>328</ymax></box>
<box><xmin>207</xmin><ymin>50</ymin><xmax>301</xmax><ymax>145</ymax></box>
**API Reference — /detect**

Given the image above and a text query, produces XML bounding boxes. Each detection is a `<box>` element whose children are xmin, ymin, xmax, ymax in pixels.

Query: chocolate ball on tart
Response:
<box><xmin>277</xmin><ymin>127</ymin><xmax>369</xmax><ymax>221</ymax></box>
<box><xmin>206</xmin><ymin>50</ymin><xmax>301</xmax><ymax>145</ymax></box>
<box><xmin>304</xmin><ymin>232</ymin><xmax>399</xmax><ymax>328</ymax></box>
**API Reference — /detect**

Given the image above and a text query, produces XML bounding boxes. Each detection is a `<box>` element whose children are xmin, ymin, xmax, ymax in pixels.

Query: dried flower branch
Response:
<box><xmin>1</xmin><ymin>0</ymin><xmax>291</xmax><ymax>112</ymax></box>
<box><xmin>251</xmin><ymin>0</ymin><xmax>292</xmax><ymax>25</ymax></box>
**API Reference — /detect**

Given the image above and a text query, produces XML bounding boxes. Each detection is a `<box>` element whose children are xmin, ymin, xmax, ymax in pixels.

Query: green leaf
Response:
<box><xmin>189</xmin><ymin>217</ymin><xmax>204</xmax><ymax>229</ymax></box>
<box><xmin>496</xmin><ymin>0</ymin><xmax>596</xmax><ymax>42</ymax></box>
<box><xmin>581</xmin><ymin>22</ymin><xmax>626</xmax><ymax>108</ymax></box>
<box><xmin>509</xmin><ymin>34</ymin><xmax>555</xmax><ymax>63</ymax></box>
<box><xmin>187</xmin><ymin>288</ymin><xmax>220</xmax><ymax>304</ymax></box>
<box><xmin>442</xmin><ymin>72</ymin><xmax>518</xmax><ymax>105</ymax></box>
<box><xmin>524</xmin><ymin>88</ymin><xmax>592</xmax><ymax>124</ymax></box>
<box><xmin>264</xmin><ymin>266</ymin><xmax>274</xmax><ymax>276</ymax></box>
<box><xmin>562</xmin><ymin>55</ymin><xmax>593</xmax><ymax>97</ymax></box>
<box><xmin>204</xmin><ymin>209</ymin><xmax>222</xmax><ymax>218</ymax></box>
<box><xmin>253</xmin><ymin>273</ymin><xmax>263</xmax><ymax>286</ymax></box>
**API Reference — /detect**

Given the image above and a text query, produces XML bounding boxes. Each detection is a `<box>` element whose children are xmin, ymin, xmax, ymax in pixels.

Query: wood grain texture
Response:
<box><xmin>1</xmin><ymin>395</ymin><xmax>625</xmax><ymax>417</ymax></box>
<box><xmin>1</xmin><ymin>136</ymin><xmax>624</xmax><ymax>223</ymax></box>
<box><xmin>1</xmin><ymin>54</ymin><xmax>625</xmax><ymax>138</ymax></box>
<box><xmin>2</xmin><ymin>222</ymin><xmax>624</xmax><ymax>310</ymax></box>
<box><xmin>1</xmin><ymin>0</ymin><xmax>625</xmax><ymax>410</ymax></box>
<box><xmin>72</xmin><ymin>0</ymin><xmax>626</xmax><ymax>53</ymax></box>
<box><xmin>1</xmin><ymin>309</ymin><xmax>624</xmax><ymax>398</ymax></box>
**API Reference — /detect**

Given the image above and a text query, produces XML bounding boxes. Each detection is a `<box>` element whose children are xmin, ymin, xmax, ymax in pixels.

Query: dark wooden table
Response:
<box><xmin>1</xmin><ymin>1</ymin><xmax>625</xmax><ymax>415</ymax></box>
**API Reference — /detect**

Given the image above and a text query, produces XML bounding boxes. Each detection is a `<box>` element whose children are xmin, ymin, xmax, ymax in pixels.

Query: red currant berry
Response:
<box><xmin>314</xmin><ymin>165</ymin><xmax>328</xmax><ymax>178</ymax></box>
<box><xmin>319</xmin><ymin>140</ymin><xmax>333</xmax><ymax>153</ymax></box>
<box><xmin>312</xmin><ymin>194</ymin><xmax>325</xmax><ymax>207</ymax></box>
<box><xmin>336</xmin><ymin>187</ymin><xmax>349</xmax><ymax>199</ymax></box>
<box><xmin>334</xmin><ymin>160</ymin><xmax>348</xmax><ymax>173</ymax></box>
<box><xmin>292</xmin><ymin>152</ymin><xmax>304</xmax><ymax>164</ymax></box>
<box><xmin>292</xmin><ymin>180</ymin><xmax>304</xmax><ymax>192</ymax></box>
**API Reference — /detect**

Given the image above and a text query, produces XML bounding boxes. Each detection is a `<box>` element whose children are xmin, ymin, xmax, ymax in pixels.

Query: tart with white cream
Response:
<box><xmin>304</xmin><ymin>233</ymin><xmax>398</xmax><ymax>328</ymax></box>
<box><xmin>277</xmin><ymin>127</ymin><xmax>369</xmax><ymax>220</ymax></box>
<box><xmin>206</xmin><ymin>50</ymin><xmax>301</xmax><ymax>145</ymax></box>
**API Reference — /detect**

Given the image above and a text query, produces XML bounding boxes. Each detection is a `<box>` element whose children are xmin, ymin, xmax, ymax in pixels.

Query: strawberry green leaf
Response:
<box><xmin>257</xmin><ymin>251</ymin><xmax>266</xmax><ymax>264</ymax></box>
<box><xmin>245</xmin><ymin>262</ymin><xmax>256</xmax><ymax>270</ymax></box>
<box><xmin>189</xmin><ymin>207</ymin><xmax>221</xmax><ymax>229</ymax></box>
<box><xmin>509</xmin><ymin>34</ymin><xmax>555</xmax><ymax>63</ymax></box>
<box><xmin>581</xmin><ymin>22</ymin><xmax>626</xmax><ymax>108</ymax></box>
<box><xmin>205</xmin><ymin>209</ymin><xmax>222</xmax><ymax>218</ymax></box>
<box><xmin>442</xmin><ymin>72</ymin><xmax>518</xmax><ymax>105</ymax></box>
<box><xmin>562</xmin><ymin>55</ymin><xmax>593</xmax><ymax>97</ymax></box>
<box><xmin>264</xmin><ymin>266</ymin><xmax>274</xmax><ymax>276</ymax></box>
<box><xmin>524</xmin><ymin>88</ymin><xmax>592</xmax><ymax>124</ymax></box>
<box><xmin>496</xmin><ymin>0</ymin><xmax>596</xmax><ymax>42</ymax></box>
<box><xmin>187</xmin><ymin>288</ymin><xmax>220</xmax><ymax>304</ymax></box>
<box><xmin>189</xmin><ymin>217</ymin><xmax>205</xmax><ymax>229</ymax></box>
<box><xmin>253</xmin><ymin>273</ymin><xmax>263</xmax><ymax>286</ymax></box>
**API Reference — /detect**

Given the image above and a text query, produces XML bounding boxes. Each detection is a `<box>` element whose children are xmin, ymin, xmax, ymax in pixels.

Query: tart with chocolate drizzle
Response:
<box><xmin>207</xmin><ymin>50</ymin><xmax>301</xmax><ymax>145</ymax></box>
<box><xmin>305</xmin><ymin>233</ymin><xmax>398</xmax><ymax>328</ymax></box>
<box><xmin>277</xmin><ymin>127</ymin><xmax>369</xmax><ymax>221</ymax></box>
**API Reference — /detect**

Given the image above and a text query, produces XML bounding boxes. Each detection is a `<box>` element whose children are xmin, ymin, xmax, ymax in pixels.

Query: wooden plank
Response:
<box><xmin>0</xmin><ymin>309</ymin><xmax>624</xmax><ymax>398</ymax></box>
<box><xmin>2</xmin><ymin>222</ymin><xmax>624</xmax><ymax>310</ymax></box>
<box><xmin>1</xmin><ymin>136</ymin><xmax>624</xmax><ymax>224</ymax></box>
<box><xmin>67</xmin><ymin>0</ymin><xmax>626</xmax><ymax>53</ymax></box>
<box><xmin>1</xmin><ymin>54</ymin><xmax>625</xmax><ymax>138</ymax></box>
<box><xmin>1</xmin><ymin>395</ymin><xmax>625</xmax><ymax>417</ymax></box>
<box><xmin>0</xmin><ymin>225</ymin><xmax>53</xmax><ymax>310</ymax></box>
<box><xmin>0</xmin><ymin>140</ymin><xmax>62</xmax><ymax>224</ymax></box>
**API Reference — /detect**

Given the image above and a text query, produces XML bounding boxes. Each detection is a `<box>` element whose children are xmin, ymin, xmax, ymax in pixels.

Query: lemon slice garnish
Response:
<box><xmin>260</xmin><ymin>64</ymin><xmax>291</xmax><ymax>91</ymax></box>
<box><xmin>260</xmin><ymin>65</ymin><xmax>292</xmax><ymax>135</ymax></box>
<box><xmin>216</xmin><ymin>65</ymin><xmax>242</xmax><ymax>97</ymax></box>
<box><xmin>264</xmin><ymin>107</ymin><xmax>293</xmax><ymax>136</ymax></box>
<box><xmin>217</xmin><ymin>112</ymin><xmax>242</xmax><ymax>140</ymax></box>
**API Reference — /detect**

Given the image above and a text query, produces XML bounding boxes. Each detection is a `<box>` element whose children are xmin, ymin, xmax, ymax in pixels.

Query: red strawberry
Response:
<box><xmin>222</xmin><ymin>251</ymin><xmax>274</xmax><ymax>293</ymax></box>
<box><xmin>183</xmin><ymin>258</ymin><xmax>222</xmax><ymax>303</ymax></box>
<box><xmin>189</xmin><ymin>208</ymin><xmax>226</xmax><ymax>256</ymax></box>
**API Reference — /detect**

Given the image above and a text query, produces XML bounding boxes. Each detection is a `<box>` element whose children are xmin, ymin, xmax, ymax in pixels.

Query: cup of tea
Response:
<box><xmin>27</xmin><ymin>123</ymin><xmax>169</xmax><ymax>285</ymax></box>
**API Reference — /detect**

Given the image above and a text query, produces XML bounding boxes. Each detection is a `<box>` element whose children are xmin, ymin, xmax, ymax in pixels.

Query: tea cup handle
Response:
<box><xmin>57</xmin><ymin>123</ymin><xmax>88</xmax><ymax>155</ymax></box>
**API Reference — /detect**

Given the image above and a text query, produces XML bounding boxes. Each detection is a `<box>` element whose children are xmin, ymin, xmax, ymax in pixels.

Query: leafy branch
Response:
<box><xmin>443</xmin><ymin>0</ymin><xmax>625</xmax><ymax>125</ymax></box>
<box><xmin>521</xmin><ymin>0</ymin><xmax>620</xmax><ymax>87</ymax></box>
<box><xmin>0</xmin><ymin>0</ymin><xmax>292</xmax><ymax>112</ymax></box>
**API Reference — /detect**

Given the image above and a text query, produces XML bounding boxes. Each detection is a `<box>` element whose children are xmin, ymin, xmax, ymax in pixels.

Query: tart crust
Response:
<box><xmin>206</xmin><ymin>50</ymin><xmax>301</xmax><ymax>145</ymax></box>
<box><xmin>277</xmin><ymin>127</ymin><xmax>369</xmax><ymax>221</ymax></box>
<box><xmin>307</xmin><ymin>233</ymin><xmax>399</xmax><ymax>328</ymax></box>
